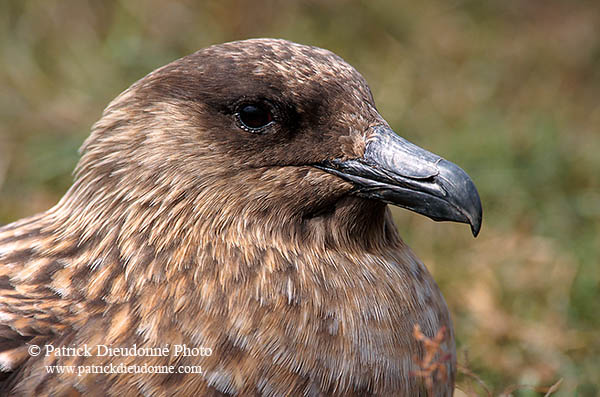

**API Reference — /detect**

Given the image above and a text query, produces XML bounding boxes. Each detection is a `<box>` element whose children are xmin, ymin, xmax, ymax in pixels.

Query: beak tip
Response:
<box><xmin>466</xmin><ymin>186</ymin><xmax>483</xmax><ymax>237</ymax></box>
<box><xmin>467</xmin><ymin>189</ymin><xmax>482</xmax><ymax>237</ymax></box>
<box><xmin>437</xmin><ymin>159</ymin><xmax>483</xmax><ymax>238</ymax></box>
<box><xmin>470</xmin><ymin>216</ymin><xmax>482</xmax><ymax>237</ymax></box>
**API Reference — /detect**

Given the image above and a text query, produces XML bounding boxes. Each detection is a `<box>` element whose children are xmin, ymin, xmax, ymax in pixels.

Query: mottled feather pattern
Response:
<box><xmin>0</xmin><ymin>39</ymin><xmax>461</xmax><ymax>396</ymax></box>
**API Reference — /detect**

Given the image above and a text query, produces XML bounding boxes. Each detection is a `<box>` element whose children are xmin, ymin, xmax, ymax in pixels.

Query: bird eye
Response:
<box><xmin>236</xmin><ymin>103</ymin><xmax>274</xmax><ymax>132</ymax></box>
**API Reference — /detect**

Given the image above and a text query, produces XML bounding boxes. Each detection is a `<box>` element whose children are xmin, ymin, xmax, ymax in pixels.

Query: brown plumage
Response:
<box><xmin>0</xmin><ymin>39</ymin><xmax>481</xmax><ymax>396</ymax></box>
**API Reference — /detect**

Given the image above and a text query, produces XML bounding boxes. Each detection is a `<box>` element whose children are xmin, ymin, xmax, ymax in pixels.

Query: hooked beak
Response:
<box><xmin>315</xmin><ymin>125</ymin><xmax>482</xmax><ymax>236</ymax></box>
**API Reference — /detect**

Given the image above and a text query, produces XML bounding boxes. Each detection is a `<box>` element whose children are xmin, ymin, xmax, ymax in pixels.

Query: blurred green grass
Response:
<box><xmin>0</xmin><ymin>0</ymin><xmax>598</xmax><ymax>395</ymax></box>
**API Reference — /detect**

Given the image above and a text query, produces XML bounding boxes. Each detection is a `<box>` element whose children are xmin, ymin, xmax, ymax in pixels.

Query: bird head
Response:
<box><xmin>70</xmin><ymin>38</ymin><xmax>481</xmax><ymax>250</ymax></box>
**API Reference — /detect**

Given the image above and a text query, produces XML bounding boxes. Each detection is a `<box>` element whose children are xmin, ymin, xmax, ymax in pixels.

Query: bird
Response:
<box><xmin>0</xmin><ymin>38</ymin><xmax>481</xmax><ymax>396</ymax></box>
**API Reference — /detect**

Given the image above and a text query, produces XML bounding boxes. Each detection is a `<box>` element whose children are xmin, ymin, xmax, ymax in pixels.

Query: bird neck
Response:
<box><xmin>43</xmin><ymin>179</ymin><xmax>402</xmax><ymax>296</ymax></box>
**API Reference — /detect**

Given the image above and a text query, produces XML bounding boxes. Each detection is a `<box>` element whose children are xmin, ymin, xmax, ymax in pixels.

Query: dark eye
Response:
<box><xmin>237</xmin><ymin>103</ymin><xmax>274</xmax><ymax>132</ymax></box>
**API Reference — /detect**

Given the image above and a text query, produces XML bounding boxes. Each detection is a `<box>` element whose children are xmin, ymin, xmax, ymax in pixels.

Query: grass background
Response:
<box><xmin>0</xmin><ymin>1</ymin><xmax>598</xmax><ymax>395</ymax></box>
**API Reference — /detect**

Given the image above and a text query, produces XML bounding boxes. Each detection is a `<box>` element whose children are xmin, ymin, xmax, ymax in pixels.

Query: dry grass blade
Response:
<box><xmin>457</xmin><ymin>363</ymin><xmax>492</xmax><ymax>397</ymax></box>
<box><xmin>458</xmin><ymin>353</ymin><xmax>562</xmax><ymax>397</ymax></box>
<box><xmin>543</xmin><ymin>378</ymin><xmax>564</xmax><ymax>397</ymax></box>
<box><xmin>411</xmin><ymin>324</ymin><xmax>451</xmax><ymax>396</ymax></box>
<box><xmin>499</xmin><ymin>377</ymin><xmax>563</xmax><ymax>397</ymax></box>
